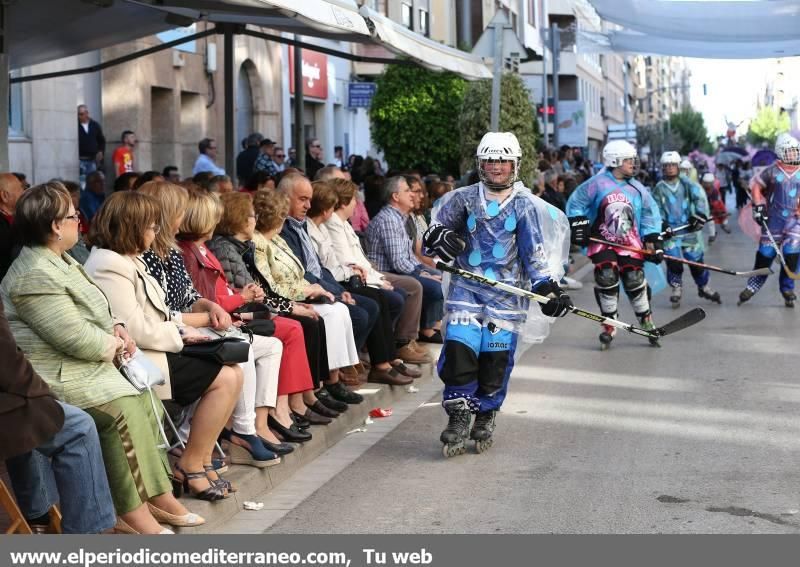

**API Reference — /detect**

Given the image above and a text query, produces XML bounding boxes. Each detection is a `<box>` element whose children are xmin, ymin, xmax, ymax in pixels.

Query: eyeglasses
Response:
<box><xmin>64</xmin><ymin>214</ymin><xmax>81</xmax><ymax>223</ymax></box>
<box><xmin>310</xmin><ymin>144</ymin><xmax>321</xmax><ymax>148</ymax></box>
<box><xmin>148</xmin><ymin>224</ymin><xmax>161</xmax><ymax>234</ymax></box>
<box><xmin>275</xmin><ymin>154</ymin><xmax>285</xmax><ymax>158</ymax></box>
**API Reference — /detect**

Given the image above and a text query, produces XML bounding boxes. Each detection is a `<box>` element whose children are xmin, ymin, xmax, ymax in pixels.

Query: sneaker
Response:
<box><xmin>396</xmin><ymin>342</ymin><xmax>432</xmax><ymax>364</ymax></box>
<box><xmin>561</xmin><ymin>276</ymin><xmax>584</xmax><ymax>290</ymax></box>
<box><xmin>325</xmin><ymin>381</ymin><xmax>364</xmax><ymax>404</ymax></box>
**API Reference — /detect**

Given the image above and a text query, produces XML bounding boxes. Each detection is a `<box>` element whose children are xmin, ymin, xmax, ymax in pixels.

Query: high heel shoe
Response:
<box><xmin>146</xmin><ymin>502</ymin><xmax>205</xmax><ymax>528</ymax></box>
<box><xmin>258</xmin><ymin>437</ymin><xmax>295</xmax><ymax>455</ymax></box>
<box><xmin>268</xmin><ymin>414</ymin><xmax>312</xmax><ymax>442</ymax></box>
<box><xmin>226</xmin><ymin>429</ymin><xmax>281</xmax><ymax>468</ymax></box>
<box><xmin>204</xmin><ymin>465</ymin><xmax>237</xmax><ymax>493</ymax></box>
<box><xmin>172</xmin><ymin>465</ymin><xmax>228</xmax><ymax>501</ymax></box>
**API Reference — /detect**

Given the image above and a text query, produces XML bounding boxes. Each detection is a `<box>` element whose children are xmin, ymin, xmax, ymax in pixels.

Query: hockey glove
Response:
<box><xmin>643</xmin><ymin>233</ymin><xmax>664</xmax><ymax>264</ymax></box>
<box><xmin>688</xmin><ymin>212</ymin><xmax>708</xmax><ymax>232</ymax></box>
<box><xmin>422</xmin><ymin>224</ymin><xmax>466</xmax><ymax>263</ymax></box>
<box><xmin>661</xmin><ymin>220</ymin><xmax>673</xmax><ymax>239</ymax></box>
<box><xmin>752</xmin><ymin>204</ymin><xmax>768</xmax><ymax>225</ymax></box>
<box><xmin>533</xmin><ymin>280</ymin><xmax>573</xmax><ymax>318</ymax></box>
<box><xmin>569</xmin><ymin>216</ymin><xmax>590</xmax><ymax>246</ymax></box>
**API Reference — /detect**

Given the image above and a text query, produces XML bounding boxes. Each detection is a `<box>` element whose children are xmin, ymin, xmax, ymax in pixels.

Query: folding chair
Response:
<box><xmin>0</xmin><ymin>479</ymin><xmax>61</xmax><ymax>534</ymax></box>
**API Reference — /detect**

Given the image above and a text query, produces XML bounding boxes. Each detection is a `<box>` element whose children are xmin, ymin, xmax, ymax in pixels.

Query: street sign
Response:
<box><xmin>348</xmin><ymin>82</ymin><xmax>377</xmax><ymax>108</ymax></box>
<box><xmin>608</xmin><ymin>123</ymin><xmax>637</xmax><ymax>132</ymax></box>
<box><xmin>556</xmin><ymin>101</ymin><xmax>587</xmax><ymax>147</ymax></box>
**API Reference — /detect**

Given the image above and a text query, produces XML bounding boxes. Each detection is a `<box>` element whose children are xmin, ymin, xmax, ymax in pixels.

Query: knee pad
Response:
<box><xmin>594</xmin><ymin>264</ymin><xmax>619</xmax><ymax>290</ymax></box>
<box><xmin>621</xmin><ymin>268</ymin><xmax>646</xmax><ymax>296</ymax></box>
<box><xmin>477</xmin><ymin>351</ymin><xmax>511</xmax><ymax>396</ymax></box>
<box><xmin>757</xmin><ymin>245</ymin><xmax>777</xmax><ymax>261</ymax></box>
<box><xmin>438</xmin><ymin>340</ymin><xmax>479</xmax><ymax>387</ymax></box>
<box><xmin>785</xmin><ymin>252</ymin><xmax>800</xmax><ymax>272</ymax></box>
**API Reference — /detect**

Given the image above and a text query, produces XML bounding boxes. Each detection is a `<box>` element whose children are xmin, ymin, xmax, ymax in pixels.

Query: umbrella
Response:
<box><xmin>716</xmin><ymin>151</ymin><xmax>749</xmax><ymax>167</ymax></box>
<box><xmin>751</xmin><ymin>149</ymin><xmax>778</xmax><ymax>167</ymax></box>
<box><xmin>722</xmin><ymin>146</ymin><xmax>749</xmax><ymax>156</ymax></box>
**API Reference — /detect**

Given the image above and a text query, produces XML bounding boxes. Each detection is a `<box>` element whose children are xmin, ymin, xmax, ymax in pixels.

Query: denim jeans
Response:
<box><xmin>79</xmin><ymin>159</ymin><xmax>97</xmax><ymax>189</ymax></box>
<box><xmin>410</xmin><ymin>269</ymin><xmax>444</xmax><ymax>329</ymax></box>
<box><xmin>5</xmin><ymin>402</ymin><xmax>116</xmax><ymax>533</ymax></box>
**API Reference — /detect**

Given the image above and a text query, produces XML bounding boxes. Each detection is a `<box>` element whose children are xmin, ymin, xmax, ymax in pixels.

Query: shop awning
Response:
<box><xmin>360</xmin><ymin>6</ymin><xmax>492</xmax><ymax>80</ymax></box>
<box><xmin>584</xmin><ymin>0</ymin><xmax>800</xmax><ymax>58</ymax></box>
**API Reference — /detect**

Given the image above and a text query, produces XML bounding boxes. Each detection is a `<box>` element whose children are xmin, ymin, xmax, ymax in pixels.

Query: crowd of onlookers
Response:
<box><xmin>0</xmin><ymin>124</ymin><xmax>480</xmax><ymax>534</ymax></box>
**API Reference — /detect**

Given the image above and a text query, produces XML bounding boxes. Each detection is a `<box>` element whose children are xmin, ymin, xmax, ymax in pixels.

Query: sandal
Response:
<box><xmin>203</xmin><ymin>465</ymin><xmax>237</xmax><ymax>493</ymax></box>
<box><xmin>172</xmin><ymin>465</ymin><xmax>228</xmax><ymax>501</ymax></box>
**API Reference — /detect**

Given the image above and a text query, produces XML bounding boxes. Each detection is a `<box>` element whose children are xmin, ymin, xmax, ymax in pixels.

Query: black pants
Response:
<box><xmin>285</xmin><ymin>313</ymin><xmax>329</xmax><ymax>388</ymax></box>
<box><xmin>350</xmin><ymin>286</ymin><xmax>398</xmax><ymax>365</ymax></box>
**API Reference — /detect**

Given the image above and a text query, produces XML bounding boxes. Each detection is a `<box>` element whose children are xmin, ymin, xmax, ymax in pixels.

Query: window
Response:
<box><xmin>528</xmin><ymin>0</ymin><xmax>536</xmax><ymax>26</ymax></box>
<box><xmin>9</xmin><ymin>72</ymin><xmax>23</xmax><ymax>137</ymax></box>
<box><xmin>401</xmin><ymin>3</ymin><xmax>413</xmax><ymax>29</ymax></box>
<box><xmin>419</xmin><ymin>8</ymin><xmax>429</xmax><ymax>37</ymax></box>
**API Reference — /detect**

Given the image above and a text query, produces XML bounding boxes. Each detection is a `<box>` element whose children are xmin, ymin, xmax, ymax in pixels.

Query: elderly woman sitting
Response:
<box><xmin>1</xmin><ymin>183</ymin><xmax>195</xmax><ymax>534</ymax></box>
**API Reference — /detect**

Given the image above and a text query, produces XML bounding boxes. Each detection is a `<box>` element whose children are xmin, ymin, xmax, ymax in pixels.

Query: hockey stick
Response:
<box><xmin>661</xmin><ymin>223</ymin><xmax>691</xmax><ymax>238</ymax></box>
<box><xmin>589</xmin><ymin>238</ymin><xmax>772</xmax><ymax>278</ymax></box>
<box><xmin>758</xmin><ymin>220</ymin><xmax>800</xmax><ymax>280</ymax></box>
<box><xmin>435</xmin><ymin>261</ymin><xmax>705</xmax><ymax>340</ymax></box>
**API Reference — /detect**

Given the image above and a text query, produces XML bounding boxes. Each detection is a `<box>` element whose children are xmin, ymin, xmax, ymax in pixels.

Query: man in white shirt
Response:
<box><xmin>192</xmin><ymin>138</ymin><xmax>226</xmax><ymax>176</ymax></box>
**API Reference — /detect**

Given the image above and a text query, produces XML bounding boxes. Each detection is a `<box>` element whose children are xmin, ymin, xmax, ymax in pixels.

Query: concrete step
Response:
<box><xmin>175</xmin><ymin>365</ymin><xmax>435</xmax><ymax>533</ymax></box>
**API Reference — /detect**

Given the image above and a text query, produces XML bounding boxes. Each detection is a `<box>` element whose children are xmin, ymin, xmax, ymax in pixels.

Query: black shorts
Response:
<box><xmin>166</xmin><ymin>351</ymin><xmax>223</xmax><ymax>406</ymax></box>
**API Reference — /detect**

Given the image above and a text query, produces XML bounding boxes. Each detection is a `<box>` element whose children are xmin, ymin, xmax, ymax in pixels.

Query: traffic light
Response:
<box><xmin>537</xmin><ymin>98</ymin><xmax>555</xmax><ymax>122</ymax></box>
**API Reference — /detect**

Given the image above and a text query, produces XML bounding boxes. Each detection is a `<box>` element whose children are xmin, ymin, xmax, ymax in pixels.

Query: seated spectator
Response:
<box><xmin>133</xmin><ymin>171</ymin><xmax>165</xmax><ymax>190</ymax></box>
<box><xmin>278</xmin><ymin>173</ymin><xmax>381</xmax><ymax>364</ymax></box>
<box><xmin>308</xmin><ymin>181</ymin><xmax>416</xmax><ymax>386</ymax></box>
<box><xmin>365</xmin><ymin>176</ymin><xmax>444</xmax><ymax>343</ymax></box>
<box><xmin>192</xmin><ymin>171</ymin><xmax>214</xmax><ymax>190</ymax></box>
<box><xmin>186</xmin><ymin>192</ymin><xmax>331</xmax><ymax>439</ymax></box>
<box><xmin>84</xmin><ymin>191</ymin><xmax>242</xmax><ymax>504</ymax></box>
<box><xmin>242</xmin><ymin>170</ymin><xmax>275</xmax><ymax>195</ymax></box>
<box><xmin>63</xmin><ymin>181</ymin><xmax>90</xmax><ymax>264</ymax></box>
<box><xmin>251</xmin><ymin>189</ymin><xmax>364</xmax><ymax>405</ymax></box>
<box><xmin>0</xmin><ymin>172</ymin><xmax>24</xmax><ymax>281</ymax></box>
<box><xmin>324</xmin><ymin>178</ymin><xmax>430</xmax><ymax>365</ymax></box>
<box><xmin>1</xmin><ymin>299</ymin><xmax>116</xmax><ymax>534</ymax></box>
<box><xmin>2</xmin><ymin>182</ymin><xmax>197</xmax><ymax>534</ymax></box>
<box><xmin>427</xmin><ymin>180</ymin><xmax>452</xmax><ymax>208</ymax></box>
<box><xmin>80</xmin><ymin>171</ymin><xmax>106</xmax><ymax>221</ymax></box>
<box><xmin>314</xmin><ymin>166</ymin><xmax>369</xmax><ymax>233</ymax></box>
<box><xmin>137</xmin><ymin>182</ymin><xmax>296</xmax><ymax>458</ymax></box>
<box><xmin>406</xmin><ymin>176</ymin><xmax>434</xmax><ymax>268</ymax></box>
<box><xmin>193</xmin><ymin>138</ymin><xmax>225</xmax><ymax>176</ymax></box>
<box><xmin>113</xmin><ymin>171</ymin><xmax>139</xmax><ymax>192</ymax></box>
<box><xmin>541</xmin><ymin>170</ymin><xmax>566</xmax><ymax>211</ymax></box>
<box><xmin>163</xmin><ymin>165</ymin><xmax>181</xmax><ymax>183</ymax></box>
<box><xmin>208</xmin><ymin>174</ymin><xmax>234</xmax><ymax>194</ymax></box>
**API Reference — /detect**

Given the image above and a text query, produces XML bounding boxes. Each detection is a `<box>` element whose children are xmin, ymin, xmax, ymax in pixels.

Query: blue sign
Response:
<box><xmin>157</xmin><ymin>24</ymin><xmax>197</xmax><ymax>53</ymax></box>
<box><xmin>348</xmin><ymin>83</ymin><xmax>377</xmax><ymax>108</ymax></box>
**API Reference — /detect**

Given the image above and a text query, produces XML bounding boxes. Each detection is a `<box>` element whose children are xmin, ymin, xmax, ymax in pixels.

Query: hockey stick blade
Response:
<box><xmin>759</xmin><ymin>220</ymin><xmax>800</xmax><ymax>280</ymax></box>
<box><xmin>655</xmin><ymin>307</ymin><xmax>706</xmax><ymax>337</ymax></box>
<box><xmin>737</xmin><ymin>267</ymin><xmax>773</xmax><ymax>277</ymax></box>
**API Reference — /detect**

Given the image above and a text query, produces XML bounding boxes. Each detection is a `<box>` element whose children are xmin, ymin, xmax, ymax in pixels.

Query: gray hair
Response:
<box><xmin>384</xmin><ymin>175</ymin><xmax>407</xmax><ymax>204</ymax></box>
<box><xmin>544</xmin><ymin>169</ymin><xmax>559</xmax><ymax>186</ymax></box>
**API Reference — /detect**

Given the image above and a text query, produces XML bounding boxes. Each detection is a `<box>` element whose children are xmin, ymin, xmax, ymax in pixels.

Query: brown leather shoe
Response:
<box><xmin>396</xmin><ymin>343</ymin><xmax>432</xmax><ymax>364</ymax></box>
<box><xmin>367</xmin><ymin>367</ymin><xmax>413</xmax><ymax>386</ymax></box>
<box><xmin>410</xmin><ymin>340</ymin><xmax>434</xmax><ymax>357</ymax></box>
<box><xmin>340</xmin><ymin>365</ymin><xmax>362</xmax><ymax>387</ymax></box>
<box><xmin>391</xmin><ymin>361</ymin><xmax>423</xmax><ymax>378</ymax></box>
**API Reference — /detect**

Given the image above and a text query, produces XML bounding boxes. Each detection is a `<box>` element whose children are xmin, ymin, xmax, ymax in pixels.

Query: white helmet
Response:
<box><xmin>775</xmin><ymin>132</ymin><xmax>800</xmax><ymax>165</ymax></box>
<box><xmin>602</xmin><ymin>140</ymin><xmax>638</xmax><ymax>176</ymax></box>
<box><xmin>679</xmin><ymin>159</ymin><xmax>692</xmax><ymax>171</ymax></box>
<box><xmin>701</xmin><ymin>172</ymin><xmax>715</xmax><ymax>184</ymax></box>
<box><xmin>660</xmin><ymin>151</ymin><xmax>681</xmax><ymax>166</ymax></box>
<box><xmin>476</xmin><ymin>131</ymin><xmax>522</xmax><ymax>191</ymax></box>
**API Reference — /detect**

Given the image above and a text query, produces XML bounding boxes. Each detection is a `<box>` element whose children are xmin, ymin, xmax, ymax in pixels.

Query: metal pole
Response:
<box><xmin>223</xmin><ymin>24</ymin><xmax>235</xmax><ymax>176</ymax></box>
<box><xmin>551</xmin><ymin>23</ymin><xmax>560</xmax><ymax>148</ymax></box>
<box><xmin>542</xmin><ymin>27</ymin><xmax>548</xmax><ymax>147</ymax></box>
<box><xmin>293</xmin><ymin>37</ymin><xmax>306</xmax><ymax>173</ymax></box>
<box><xmin>459</xmin><ymin>0</ymin><xmax>472</xmax><ymax>49</ymax></box>
<box><xmin>0</xmin><ymin>2</ymin><xmax>9</xmax><ymax>172</ymax></box>
<box><xmin>490</xmin><ymin>19</ymin><xmax>504</xmax><ymax>131</ymax></box>
<box><xmin>622</xmin><ymin>56</ymin><xmax>630</xmax><ymax>141</ymax></box>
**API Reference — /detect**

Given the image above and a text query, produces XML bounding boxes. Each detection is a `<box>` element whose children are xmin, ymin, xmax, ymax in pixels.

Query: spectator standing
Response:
<box><xmin>163</xmin><ymin>165</ymin><xmax>181</xmax><ymax>183</ymax></box>
<box><xmin>112</xmin><ymin>130</ymin><xmax>136</xmax><ymax>177</ymax></box>
<box><xmin>0</xmin><ymin>173</ymin><xmax>24</xmax><ymax>281</ymax></box>
<box><xmin>236</xmin><ymin>133</ymin><xmax>262</xmax><ymax>185</ymax></box>
<box><xmin>254</xmin><ymin>138</ymin><xmax>279</xmax><ymax>177</ymax></box>
<box><xmin>273</xmin><ymin>147</ymin><xmax>287</xmax><ymax>173</ymax></box>
<box><xmin>193</xmin><ymin>138</ymin><xmax>226</xmax><ymax>176</ymax></box>
<box><xmin>77</xmin><ymin>105</ymin><xmax>105</xmax><ymax>182</ymax></box>
<box><xmin>333</xmin><ymin>146</ymin><xmax>345</xmax><ymax>169</ymax></box>
<box><xmin>305</xmin><ymin>138</ymin><xmax>325</xmax><ymax>181</ymax></box>
<box><xmin>287</xmin><ymin>147</ymin><xmax>297</xmax><ymax>168</ymax></box>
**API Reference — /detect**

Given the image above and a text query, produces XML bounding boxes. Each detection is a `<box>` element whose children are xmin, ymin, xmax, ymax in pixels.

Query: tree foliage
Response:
<box><xmin>369</xmin><ymin>64</ymin><xmax>466</xmax><ymax>175</ymax></box>
<box><xmin>747</xmin><ymin>106</ymin><xmax>790</xmax><ymax>147</ymax></box>
<box><xmin>457</xmin><ymin>73</ymin><xmax>538</xmax><ymax>187</ymax></box>
<box><xmin>668</xmin><ymin>107</ymin><xmax>713</xmax><ymax>154</ymax></box>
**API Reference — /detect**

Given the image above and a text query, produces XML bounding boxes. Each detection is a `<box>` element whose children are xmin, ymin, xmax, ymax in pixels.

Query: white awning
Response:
<box><xmin>584</xmin><ymin>0</ymin><xmax>800</xmax><ymax>58</ymax></box>
<box><xmin>6</xmin><ymin>0</ymin><xmax>371</xmax><ymax>70</ymax></box>
<box><xmin>360</xmin><ymin>6</ymin><xmax>492</xmax><ymax>80</ymax></box>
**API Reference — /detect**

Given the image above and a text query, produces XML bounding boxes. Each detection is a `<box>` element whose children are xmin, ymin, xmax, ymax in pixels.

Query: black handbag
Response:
<box><xmin>240</xmin><ymin>319</ymin><xmax>276</xmax><ymax>337</ymax></box>
<box><xmin>182</xmin><ymin>337</ymin><xmax>250</xmax><ymax>364</ymax></box>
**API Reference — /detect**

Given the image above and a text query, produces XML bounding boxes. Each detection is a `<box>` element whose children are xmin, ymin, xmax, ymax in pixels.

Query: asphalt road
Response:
<box><xmin>269</xmin><ymin>210</ymin><xmax>800</xmax><ymax>534</ymax></box>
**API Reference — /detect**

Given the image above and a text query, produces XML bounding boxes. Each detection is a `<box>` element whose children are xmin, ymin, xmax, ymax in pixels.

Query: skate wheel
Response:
<box><xmin>475</xmin><ymin>438</ymin><xmax>494</xmax><ymax>453</ymax></box>
<box><xmin>600</xmin><ymin>342</ymin><xmax>610</xmax><ymax>351</ymax></box>
<box><xmin>442</xmin><ymin>442</ymin><xmax>466</xmax><ymax>458</ymax></box>
<box><xmin>649</xmin><ymin>339</ymin><xmax>661</xmax><ymax>348</ymax></box>
<box><xmin>671</xmin><ymin>302</ymin><xmax>680</xmax><ymax>309</ymax></box>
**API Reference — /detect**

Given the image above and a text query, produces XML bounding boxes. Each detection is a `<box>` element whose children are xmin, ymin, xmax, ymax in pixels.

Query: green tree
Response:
<box><xmin>747</xmin><ymin>106</ymin><xmax>790</xmax><ymax>146</ymax></box>
<box><xmin>369</xmin><ymin>64</ymin><xmax>466</xmax><ymax>174</ymax></box>
<box><xmin>668</xmin><ymin>107</ymin><xmax>713</xmax><ymax>154</ymax></box>
<box><xmin>457</xmin><ymin>73</ymin><xmax>538</xmax><ymax>186</ymax></box>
